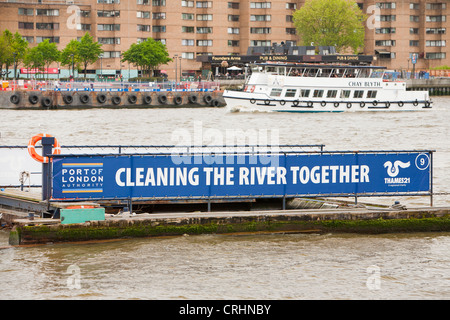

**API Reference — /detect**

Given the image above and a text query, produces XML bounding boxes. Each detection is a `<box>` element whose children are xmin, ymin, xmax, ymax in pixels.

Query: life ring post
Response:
<box><xmin>41</xmin><ymin>136</ymin><xmax>56</xmax><ymax>201</ymax></box>
<box><xmin>27</xmin><ymin>134</ymin><xmax>61</xmax><ymax>200</ymax></box>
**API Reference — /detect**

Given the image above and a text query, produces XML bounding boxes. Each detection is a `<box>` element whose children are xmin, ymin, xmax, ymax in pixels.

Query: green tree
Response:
<box><xmin>35</xmin><ymin>40</ymin><xmax>60</xmax><ymax>80</ymax></box>
<box><xmin>77</xmin><ymin>32</ymin><xmax>103</xmax><ymax>79</ymax></box>
<box><xmin>121</xmin><ymin>38</ymin><xmax>172</xmax><ymax>77</ymax></box>
<box><xmin>292</xmin><ymin>0</ymin><xmax>366</xmax><ymax>53</ymax></box>
<box><xmin>60</xmin><ymin>39</ymin><xmax>81</xmax><ymax>78</ymax></box>
<box><xmin>24</xmin><ymin>46</ymin><xmax>45</xmax><ymax>79</ymax></box>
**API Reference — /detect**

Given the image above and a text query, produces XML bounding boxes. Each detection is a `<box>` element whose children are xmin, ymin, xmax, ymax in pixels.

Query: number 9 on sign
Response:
<box><xmin>415</xmin><ymin>153</ymin><xmax>430</xmax><ymax>170</ymax></box>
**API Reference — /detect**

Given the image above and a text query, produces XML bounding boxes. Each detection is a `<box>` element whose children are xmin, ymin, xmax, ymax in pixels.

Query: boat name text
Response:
<box><xmin>348</xmin><ymin>81</ymin><xmax>381</xmax><ymax>87</ymax></box>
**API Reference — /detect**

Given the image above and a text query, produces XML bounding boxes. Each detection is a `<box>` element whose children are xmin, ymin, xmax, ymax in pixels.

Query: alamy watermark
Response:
<box><xmin>66</xmin><ymin>264</ymin><xmax>81</xmax><ymax>290</ymax></box>
<box><xmin>366</xmin><ymin>265</ymin><xmax>381</xmax><ymax>290</ymax></box>
<box><xmin>170</xmin><ymin>121</ymin><xmax>281</xmax><ymax>167</ymax></box>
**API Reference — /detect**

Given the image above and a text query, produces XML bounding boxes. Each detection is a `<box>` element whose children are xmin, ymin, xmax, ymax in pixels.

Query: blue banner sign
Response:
<box><xmin>52</xmin><ymin>152</ymin><xmax>431</xmax><ymax>200</ymax></box>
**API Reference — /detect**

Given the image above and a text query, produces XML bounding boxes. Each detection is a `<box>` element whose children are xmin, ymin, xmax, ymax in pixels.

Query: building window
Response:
<box><xmin>410</xmin><ymin>3</ymin><xmax>419</xmax><ymax>10</ymax></box>
<box><xmin>18</xmin><ymin>22</ymin><xmax>34</xmax><ymax>29</ymax></box>
<box><xmin>153</xmin><ymin>12</ymin><xmax>166</xmax><ymax>19</ymax></box>
<box><xmin>98</xmin><ymin>24</ymin><xmax>120</xmax><ymax>31</ymax></box>
<box><xmin>228</xmin><ymin>2</ymin><xmax>239</xmax><ymax>9</ymax></box>
<box><xmin>137</xmin><ymin>11</ymin><xmax>151</xmax><ymax>18</ymax></box>
<box><xmin>153</xmin><ymin>26</ymin><xmax>166</xmax><ymax>32</ymax></box>
<box><xmin>196</xmin><ymin>1</ymin><xmax>212</xmax><ymax>8</ymax></box>
<box><xmin>228</xmin><ymin>40</ymin><xmax>239</xmax><ymax>47</ymax></box>
<box><xmin>98</xmin><ymin>0</ymin><xmax>120</xmax><ymax>3</ymax></box>
<box><xmin>197</xmin><ymin>14</ymin><xmax>213</xmax><ymax>21</ymax></box>
<box><xmin>410</xmin><ymin>15</ymin><xmax>419</xmax><ymax>22</ymax></box>
<box><xmin>36</xmin><ymin>36</ymin><xmax>60</xmax><ymax>43</ymax></box>
<box><xmin>228</xmin><ymin>27</ymin><xmax>239</xmax><ymax>34</ymax></box>
<box><xmin>22</xmin><ymin>36</ymin><xmax>34</xmax><ymax>43</ymax></box>
<box><xmin>426</xmin><ymin>40</ymin><xmax>446</xmax><ymax>47</ymax></box>
<box><xmin>182</xmin><ymin>52</ymin><xmax>194</xmax><ymax>59</ymax></box>
<box><xmin>426</xmin><ymin>16</ymin><xmax>446</xmax><ymax>22</ymax></box>
<box><xmin>410</xmin><ymin>28</ymin><xmax>419</xmax><ymax>34</ymax></box>
<box><xmin>426</xmin><ymin>3</ymin><xmax>446</xmax><ymax>10</ymax></box>
<box><xmin>197</xmin><ymin>40</ymin><xmax>212</xmax><ymax>46</ymax></box>
<box><xmin>426</xmin><ymin>28</ymin><xmax>446</xmax><ymax>34</ymax></box>
<box><xmin>250</xmin><ymin>40</ymin><xmax>271</xmax><ymax>46</ymax></box>
<box><xmin>77</xmin><ymin>24</ymin><xmax>91</xmax><ymax>31</ymax></box>
<box><xmin>410</xmin><ymin>40</ymin><xmax>419</xmax><ymax>46</ymax></box>
<box><xmin>98</xmin><ymin>11</ymin><xmax>120</xmax><ymax>17</ymax></box>
<box><xmin>376</xmin><ymin>15</ymin><xmax>396</xmax><ymax>21</ymax></box>
<box><xmin>250</xmin><ymin>27</ymin><xmax>271</xmax><ymax>34</ymax></box>
<box><xmin>228</xmin><ymin>15</ymin><xmax>239</xmax><ymax>22</ymax></box>
<box><xmin>182</xmin><ymin>1</ymin><xmax>194</xmax><ymax>7</ymax></box>
<box><xmin>197</xmin><ymin>27</ymin><xmax>212</xmax><ymax>33</ymax></box>
<box><xmin>182</xmin><ymin>13</ymin><xmax>194</xmax><ymax>20</ymax></box>
<box><xmin>375</xmin><ymin>27</ymin><xmax>396</xmax><ymax>34</ymax></box>
<box><xmin>251</xmin><ymin>15</ymin><xmax>271</xmax><ymax>21</ymax></box>
<box><xmin>18</xmin><ymin>8</ymin><xmax>33</xmax><ymax>16</ymax></box>
<box><xmin>426</xmin><ymin>52</ymin><xmax>446</xmax><ymax>59</ymax></box>
<box><xmin>98</xmin><ymin>37</ymin><xmax>121</xmax><ymax>44</ymax></box>
<box><xmin>250</xmin><ymin>2</ymin><xmax>271</xmax><ymax>9</ymax></box>
<box><xmin>376</xmin><ymin>2</ymin><xmax>396</xmax><ymax>9</ymax></box>
<box><xmin>152</xmin><ymin>0</ymin><xmax>166</xmax><ymax>6</ymax></box>
<box><xmin>182</xmin><ymin>39</ymin><xmax>194</xmax><ymax>46</ymax></box>
<box><xmin>36</xmin><ymin>23</ymin><xmax>59</xmax><ymax>30</ymax></box>
<box><xmin>286</xmin><ymin>3</ymin><xmax>296</xmax><ymax>10</ymax></box>
<box><xmin>182</xmin><ymin>26</ymin><xmax>195</xmax><ymax>33</ymax></box>
<box><xmin>36</xmin><ymin>9</ymin><xmax>59</xmax><ymax>16</ymax></box>
<box><xmin>375</xmin><ymin>40</ymin><xmax>396</xmax><ymax>46</ymax></box>
<box><xmin>102</xmin><ymin>51</ymin><xmax>121</xmax><ymax>58</ymax></box>
<box><xmin>137</xmin><ymin>25</ymin><xmax>151</xmax><ymax>32</ymax></box>
<box><xmin>137</xmin><ymin>0</ymin><xmax>150</xmax><ymax>4</ymax></box>
<box><xmin>286</xmin><ymin>28</ymin><xmax>296</xmax><ymax>35</ymax></box>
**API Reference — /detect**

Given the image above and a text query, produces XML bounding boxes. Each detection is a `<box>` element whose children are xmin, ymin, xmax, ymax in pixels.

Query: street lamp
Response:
<box><xmin>13</xmin><ymin>52</ymin><xmax>17</xmax><ymax>90</ymax></box>
<box><xmin>99</xmin><ymin>53</ymin><xmax>103</xmax><ymax>82</ymax></box>
<box><xmin>173</xmin><ymin>54</ymin><xmax>178</xmax><ymax>84</ymax></box>
<box><xmin>70</xmin><ymin>54</ymin><xmax>74</xmax><ymax>79</ymax></box>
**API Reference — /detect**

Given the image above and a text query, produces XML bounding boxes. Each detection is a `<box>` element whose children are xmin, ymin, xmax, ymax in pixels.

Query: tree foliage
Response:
<box><xmin>0</xmin><ymin>30</ymin><xmax>29</xmax><ymax>78</ymax></box>
<box><xmin>77</xmin><ymin>33</ymin><xmax>103</xmax><ymax>79</ymax></box>
<box><xmin>121</xmin><ymin>39</ymin><xmax>172</xmax><ymax>77</ymax></box>
<box><xmin>293</xmin><ymin>0</ymin><xmax>366</xmax><ymax>53</ymax></box>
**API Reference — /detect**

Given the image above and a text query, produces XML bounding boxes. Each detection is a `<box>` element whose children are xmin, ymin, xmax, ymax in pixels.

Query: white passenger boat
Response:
<box><xmin>223</xmin><ymin>63</ymin><xmax>432</xmax><ymax>112</ymax></box>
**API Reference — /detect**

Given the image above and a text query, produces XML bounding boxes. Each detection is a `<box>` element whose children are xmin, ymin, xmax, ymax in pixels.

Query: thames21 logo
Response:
<box><xmin>383</xmin><ymin>160</ymin><xmax>411</xmax><ymax>186</ymax></box>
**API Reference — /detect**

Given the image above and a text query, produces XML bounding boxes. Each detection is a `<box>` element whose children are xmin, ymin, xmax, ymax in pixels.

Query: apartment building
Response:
<box><xmin>0</xmin><ymin>0</ymin><xmax>448</xmax><ymax>79</ymax></box>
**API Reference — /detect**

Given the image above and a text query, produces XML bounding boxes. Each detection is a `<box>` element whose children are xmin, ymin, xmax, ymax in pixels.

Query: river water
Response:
<box><xmin>0</xmin><ymin>97</ymin><xmax>449</xmax><ymax>299</ymax></box>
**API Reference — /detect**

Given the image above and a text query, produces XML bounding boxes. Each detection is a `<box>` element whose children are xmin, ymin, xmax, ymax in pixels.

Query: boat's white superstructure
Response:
<box><xmin>223</xmin><ymin>63</ymin><xmax>432</xmax><ymax>112</ymax></box>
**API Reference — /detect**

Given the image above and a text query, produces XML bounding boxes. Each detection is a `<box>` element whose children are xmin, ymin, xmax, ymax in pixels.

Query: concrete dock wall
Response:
<box><xmin>0</xmin><ymin>90</ymin><xmax>225</xmax><ymax>109</ymax></box>
<box><xmin>7</xmin><ymin>207</ymin><xmax>450</xmax><ymax>245</ymax></box>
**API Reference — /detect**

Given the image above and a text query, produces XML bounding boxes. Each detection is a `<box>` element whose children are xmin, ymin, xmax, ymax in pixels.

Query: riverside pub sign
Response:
<box><xmin>196</xmin><ymin>53</ymin><xmax>373</xmax><ymax>67</ymax></box>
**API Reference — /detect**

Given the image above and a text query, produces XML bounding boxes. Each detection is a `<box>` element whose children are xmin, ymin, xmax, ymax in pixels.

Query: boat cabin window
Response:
<box><xmin>270</xmin><ymin>88</ymin><xmax>282</xmax><ymax>97</ymax></box>
<box><xmin>327</xmin><ymin>90</ymin><xmax>338</xmax><ymax>98</ymax></box>
<box><xmin>367</xmin><ymin>90</ymin><xmax>377</xmax><ymax>98</ymax></box>
<box><xmin>353</xmin><ymin>90</ymin><xmax>364</xmax><ymax>98</ymax></box>
<box><xmin>285</xmin><ymin>89</ymin><xmax>297</xmax><ymax>97</ymax></box>
<box><xmin>369</xmin><ymin>70</ymin><xmax>384</xmax><ymax>78</ymax></box>
<box><xmin>301</xmin><ymin>89</ymin><xmax>310</xmax><ymax>97</ymax></box>
<box><xmin>313</xmin><ymin>89</ymin><xmax>324</xmax><ymax>98</ymax></box>
<box><xmin>340</xmin><ymin>90</ymin><xmax>351</xmax><ymax>98</ymax></box>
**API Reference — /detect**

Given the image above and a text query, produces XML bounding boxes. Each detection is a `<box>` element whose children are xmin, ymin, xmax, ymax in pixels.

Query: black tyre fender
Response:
<box><xmin>97</xmin><ymin>94</ymin><xmax>107</xmax><ymax>104</ymax></box>
<box><xmin>158</xmin><ymin>95</ymin><xmax>168</xmax><ymax>104</ymax></box>
<box><xmin>143</xmin><ymin>95</ymin><xmax>152</xmax><ymax>104</ymax></box>
<box><xmin>41</xmin><ymin>97</ymin><xmax>52</xmax><ymax>108</ymax></box>
<box><xmin>63</xmin><ymin>95</ymin><xmax>73</xmax><ymax>104</ymax></box>
<box><xmin>10</xmin><ymin>93</ymin><xmax>20</xmax><ymax>104</ymax></box>
<box><xmin>29</xmin><ymin>94</ymin><xmax>39</xmax><ymax>105</ymax></box>
<box><xmin>174</xmin><ymin>96</ymin><xmax>183</xmax><ymax>105</ymax></box>
<box><xmin>112</xmin><ymin>96</ymin><xmax>121</xmax><ymax>105</ymax></box>
<box><xmin>128</xmin><ymin>95</ymin><xmax>137</xmax><ymax>104</ymax></box>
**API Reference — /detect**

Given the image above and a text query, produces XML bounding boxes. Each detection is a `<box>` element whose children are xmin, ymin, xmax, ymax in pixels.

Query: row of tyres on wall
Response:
<box><xmin>51</xmin><ymin>150</ymin><xmax>432</xmax><ymax>201</ymax></box>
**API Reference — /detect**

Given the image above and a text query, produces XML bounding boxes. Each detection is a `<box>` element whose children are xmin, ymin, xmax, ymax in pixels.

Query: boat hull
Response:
<box><xmin>223</xmin><ymin>91</ymin><xmax>432</xmax><ymax>113</ymax></box>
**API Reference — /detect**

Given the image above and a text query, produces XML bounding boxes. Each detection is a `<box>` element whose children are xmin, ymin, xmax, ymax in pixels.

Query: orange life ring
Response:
<box><xmin>66</xmin><ymin>83</ymin><xmax>71</xmax><ymax>89</ymax></box>
<box><xmin>27</xmin><ymin>133</ymin><xmax>61</xmax><ymax>163</ymax></box>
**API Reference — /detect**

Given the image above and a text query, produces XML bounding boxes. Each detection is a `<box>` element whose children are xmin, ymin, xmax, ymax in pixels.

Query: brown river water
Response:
<box><xmin>0</xmin><ymin>97</ymin><xmax>449</xmax><ymax>299</ymax></box>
